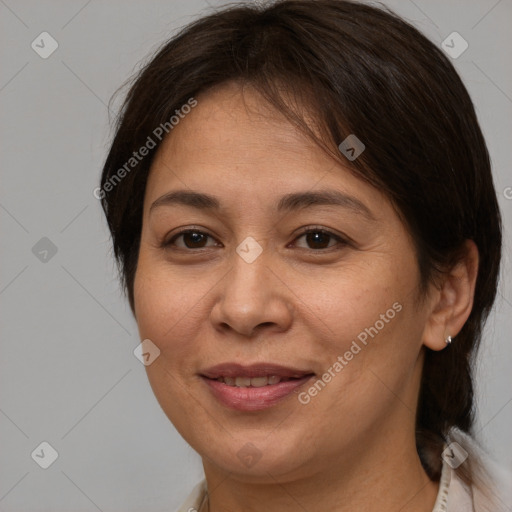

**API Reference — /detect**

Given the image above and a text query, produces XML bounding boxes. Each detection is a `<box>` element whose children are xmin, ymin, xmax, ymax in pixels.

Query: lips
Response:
<box><xmin>200</xmin><ymin>362</ymin><xmax>314</xmax><ymax>380</ymax></box>
<box><xmin>216</xmin><ymin>375</ymin><xmax>293</xmax><ymax>387</ymax></box>
<box><xmin>199</xmin><ymin>362</ymin><xmax>315</xmax><ymax>411</ymax></box>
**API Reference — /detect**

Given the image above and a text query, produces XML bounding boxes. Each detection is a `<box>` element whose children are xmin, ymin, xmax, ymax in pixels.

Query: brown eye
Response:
<box><xmin>162</xmin><ymin>227</ymin><xmax>347</xmax><ymax>252</ymax></box>
<box><xmin>304</xmin><ymin>231</ymin><xmax>332</xmax><ymax>249</ymax></box>
<box><xmin>294</xmin><ymin>229</ymin><xmax>347</xmax><ymax>250</ymax></box>
<box><xmin>165</xmin><ymin>230</ymin><xmax>217</xmax><ymax>249</ymax></box>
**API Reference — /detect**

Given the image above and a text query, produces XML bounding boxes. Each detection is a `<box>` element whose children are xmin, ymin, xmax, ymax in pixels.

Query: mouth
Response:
<box><xmin>199</xmin><ymin>362</ymin><xmax>315</xmax><ymax>411</ymax></box>
<box><xmin>210</xmin><ymin>375</ymin><xmax>307</xmax><ymax>387</ymax></box>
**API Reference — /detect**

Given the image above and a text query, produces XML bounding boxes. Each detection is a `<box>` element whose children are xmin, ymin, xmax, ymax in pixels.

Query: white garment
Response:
<box><xmin>175</xmin><ymin>428</ymin><xmax>511</xmax><ymax>512</ymax></box>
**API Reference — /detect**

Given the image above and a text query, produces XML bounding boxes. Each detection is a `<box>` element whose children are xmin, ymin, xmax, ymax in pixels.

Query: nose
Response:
<box><xmin>209</xmin><ymin>248</ymin><xmax>293</xmax><ymax>338</ymax></box>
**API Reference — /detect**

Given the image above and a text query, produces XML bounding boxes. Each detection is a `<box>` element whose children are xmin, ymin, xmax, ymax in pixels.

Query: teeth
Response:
<box><xmin>250</xmin><ymin>377</ymin><xmax>269</xmax><ymax>387</ymax></box>
<box><xmin>216</xmin><ymin>375</ymin><xmax>295</xmax><ymax>387</ymax></box>
<box><xmin>235</xmin><ymin>377</ymin><xmax>252</xmax><ymax>387</ymax></box>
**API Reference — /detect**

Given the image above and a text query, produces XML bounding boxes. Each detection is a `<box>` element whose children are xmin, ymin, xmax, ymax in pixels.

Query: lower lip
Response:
<box><xmin>201</xmin><ymin>375</ymin><xmax>315</xmax><ymax>411</ymax></box>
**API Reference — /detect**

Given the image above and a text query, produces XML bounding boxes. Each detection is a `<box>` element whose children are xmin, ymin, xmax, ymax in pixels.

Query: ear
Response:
<box><xmin>422</xmin><ymin>240</ymin><xmax>479</xmax><ymax>351</ymax></box>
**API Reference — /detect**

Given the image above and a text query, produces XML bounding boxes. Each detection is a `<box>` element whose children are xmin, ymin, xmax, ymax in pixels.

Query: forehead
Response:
<box><xmin>144</xmin><ymin>82</ymin><xmax>388</xmax><ymax>217</ymax></box>
<box><xmin>162</xmin><ymin>83</ymin><xmax>323</xmax><ymax>168</ymax></box>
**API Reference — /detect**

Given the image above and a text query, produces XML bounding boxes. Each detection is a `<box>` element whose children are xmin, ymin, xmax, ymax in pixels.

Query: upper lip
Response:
<box><xmin>200</xmin><ymin>362</ymin><xmax>315</xmax><ymax>379</ymax></box>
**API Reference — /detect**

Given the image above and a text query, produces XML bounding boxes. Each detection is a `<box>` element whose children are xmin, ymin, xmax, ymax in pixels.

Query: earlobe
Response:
<box><xmin>422</xmin><ymin>240</ymin><xmax>479</xmax><ymax>352</ymax></box>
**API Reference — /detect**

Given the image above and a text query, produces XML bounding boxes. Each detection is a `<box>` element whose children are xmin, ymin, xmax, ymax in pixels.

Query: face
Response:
<box><xmin>134</xmin><ymin>82</ymin><xmax>433</xmax><ymax>482</ymax></box>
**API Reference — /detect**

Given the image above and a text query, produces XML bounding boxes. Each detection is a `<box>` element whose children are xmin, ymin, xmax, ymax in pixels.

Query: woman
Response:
<box><xmin>99</xmin><ymin>1</ymin><xmax>510</xmax><ymax>510</ymax></box>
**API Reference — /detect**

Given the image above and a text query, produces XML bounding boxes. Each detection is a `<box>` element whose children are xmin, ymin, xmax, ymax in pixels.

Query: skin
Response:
<box><xmin>133</xmin><ymin>81</ymin><xmax>479</xmax><ymax>512</ymax></box>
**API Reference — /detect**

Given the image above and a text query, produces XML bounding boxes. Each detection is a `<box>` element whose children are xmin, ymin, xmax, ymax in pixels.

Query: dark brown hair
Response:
<box><xmin>100</xmin><ymin>0</ymin><xmax>502</xmax><ymax>485</ymax></box>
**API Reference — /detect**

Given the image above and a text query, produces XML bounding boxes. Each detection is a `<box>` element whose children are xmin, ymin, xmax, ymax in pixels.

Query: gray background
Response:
<box><xmin>1</xmin><ymin>0</ymin><xmax>511</xmax><ymax>510</ymax></box>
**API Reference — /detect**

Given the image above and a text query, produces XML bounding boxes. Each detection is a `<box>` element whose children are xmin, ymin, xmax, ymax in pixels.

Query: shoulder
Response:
<box><xmin>436</xmin><ymin>427</ymin><xmax>512</xmax><ymax>512</ymax></box>
<box><xmin>174</xmin><ymin>479</ymin><xmax>207</xmax><ymax>512</ymax></box>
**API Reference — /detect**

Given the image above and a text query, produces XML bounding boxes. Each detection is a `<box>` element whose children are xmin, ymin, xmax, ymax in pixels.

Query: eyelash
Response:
<box><xmin>161</xmin><ymin>226</ymin><xmax>349</xmax><ymax>252</ymax></box>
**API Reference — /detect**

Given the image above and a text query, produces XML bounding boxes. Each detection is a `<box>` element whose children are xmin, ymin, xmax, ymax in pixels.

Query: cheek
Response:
<box><xmin>133</xmin><ymin>266</ymin><xmax>168</xmax><ymax>342</ymax></box>
<box><xmin>307</xmin><ymin>265</ymin><xmax>406</xmax><ymax>342</ymax></box>
<box><xmin>133</xmin><ymin>251</ymin><xmax>222</xmax><ymax>365</ymax></box>
<box><xmin>307</xmin><ymin>260</ymin><xmax>421</xmax><ymax>389</ymax></box>
<box><xmin>134</xmin><ymin>257</ymin><xmax>188</xmax><ymax>350</ymax></box>
<box><xmin>133</xmin><ymin>257</ymin><xmax>206</xmax><ymax>428</ymax></box>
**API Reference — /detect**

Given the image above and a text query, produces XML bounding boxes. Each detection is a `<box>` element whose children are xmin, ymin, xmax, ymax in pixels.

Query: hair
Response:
<box><xmin>100</xmin><ymin>0</ymin><xmax>502</xmax><ymax>490</ymax></box>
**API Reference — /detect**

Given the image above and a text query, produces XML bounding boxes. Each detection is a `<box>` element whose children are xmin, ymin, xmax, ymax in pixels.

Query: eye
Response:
<box><xmin>292</xmin><ymin>227</ymin><xmax>347</xmax><ymax>250</ymax></box>
<box><xmin>163</xmin><ymin>229</ymin><xmax>219</xmax><ymax>250</ymax></box>
<box><xmin>161</xmin><ymin>226</ymin><xmax>348</xmax><ymax>252</ymax></box>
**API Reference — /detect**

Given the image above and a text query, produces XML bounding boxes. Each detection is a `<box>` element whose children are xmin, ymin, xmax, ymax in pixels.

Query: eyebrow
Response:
<box><xmin>149</xmin><ymin>189</ymin><xmax>375</xmax><ymax>220</ymax></box>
